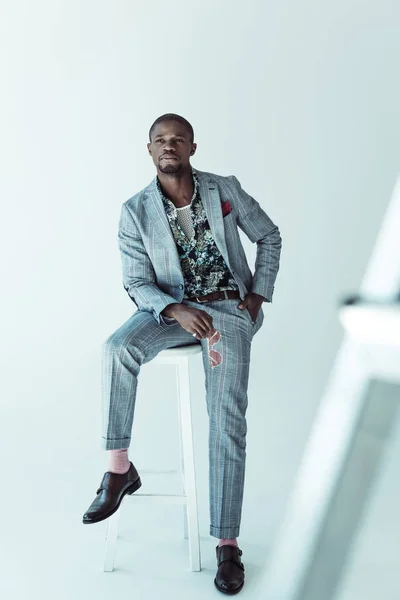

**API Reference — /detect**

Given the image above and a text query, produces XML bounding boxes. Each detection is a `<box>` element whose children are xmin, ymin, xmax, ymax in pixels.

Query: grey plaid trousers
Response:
<box><xmin>101</xmin><ymin>298</ymin><xmax>264</xmax><ymax>539</ymax></box>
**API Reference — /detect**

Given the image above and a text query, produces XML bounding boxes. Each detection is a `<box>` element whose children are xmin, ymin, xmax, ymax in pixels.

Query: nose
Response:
<box><xmin>163</xmin><ymin>140</ymin><xmax>177</xmax><ymax>153</ymax></box>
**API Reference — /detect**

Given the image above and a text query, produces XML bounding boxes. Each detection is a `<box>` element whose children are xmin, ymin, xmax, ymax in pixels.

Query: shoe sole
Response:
<box><xmin>214</xmin><ymin>577</ymin><xmax>244</xmax><ymax>595</ymax></box>
<box><xmin>82</xmin><ymin>476</ymin><xmax>142</xmax><ymax>525</ymax></box>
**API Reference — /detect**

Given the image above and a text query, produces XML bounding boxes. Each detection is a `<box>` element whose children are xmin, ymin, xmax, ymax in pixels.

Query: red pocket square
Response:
<box><xmin>221</xmin><ymin>201</ymin><xmax>232</xmax><ymax>217</ymax></box>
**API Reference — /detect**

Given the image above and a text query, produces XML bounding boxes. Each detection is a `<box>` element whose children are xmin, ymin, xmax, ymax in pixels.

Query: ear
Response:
<box><xmin>147</xmin><ymin>142</ymin><xmax>152</xmax><ymax>155</ymax></box>
<box><xmin>190</xmin><ymin>143</ymin><xmax>197</xmax><ymax>156</ymax></box>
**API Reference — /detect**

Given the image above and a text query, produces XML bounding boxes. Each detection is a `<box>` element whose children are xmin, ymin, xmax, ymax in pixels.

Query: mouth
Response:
<box><xmin>161</xmin><ymin>156</ymin><xmax>178</xmax><ymax>160</ymax></box>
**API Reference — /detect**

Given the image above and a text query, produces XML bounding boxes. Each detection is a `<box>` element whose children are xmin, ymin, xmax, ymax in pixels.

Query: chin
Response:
<box><xmin>159</xmin><ymin>162</ymin><xmax>182</xmax><ymax>174</ymax></box>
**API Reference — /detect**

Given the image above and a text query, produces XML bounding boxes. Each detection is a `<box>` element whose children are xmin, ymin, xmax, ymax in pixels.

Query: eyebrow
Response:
<box><xmin>153</xmin><ymin>132</ymin><xmax>187</xmax><ymax>139</ymax></box>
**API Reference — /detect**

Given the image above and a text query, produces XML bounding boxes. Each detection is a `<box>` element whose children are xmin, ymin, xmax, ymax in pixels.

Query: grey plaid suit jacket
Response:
<box><xmin>118</xmin><ymin>168</ymin><xmax>282</xmax><ymax>324</ymax></box>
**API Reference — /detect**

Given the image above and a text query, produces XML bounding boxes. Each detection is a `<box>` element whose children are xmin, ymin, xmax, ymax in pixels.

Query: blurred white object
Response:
<box><xmin>258</xmin><ymin>173</ymin><xmax>400</xmax><ymax>600</ymax></box>
<box><xmin>339</xmin><ymin>304</ymin><xmax>400</xmax><ymax>347</ymax></box>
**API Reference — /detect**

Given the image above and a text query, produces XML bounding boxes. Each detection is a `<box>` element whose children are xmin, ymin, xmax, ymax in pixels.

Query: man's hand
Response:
<box><xmin>162</xmin><ymin>303</ymin><xmax>213</xmax><ymax>339</ymax></box>
<box><xmin>238</xmin><ymin>292</ymin><xmax>265</xmax><ymax>322</ymax></box>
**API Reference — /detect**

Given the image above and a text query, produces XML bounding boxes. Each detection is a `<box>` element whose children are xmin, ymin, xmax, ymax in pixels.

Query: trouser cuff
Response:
<box><xmin>102</xmin><ymin>437</ymin><xmax>131</xmax><ymax>451</ymax></box>
<box><xmin>210</xmin><ymin>525</ymin><xmax>240</xmax><ymax>539</ymax></box>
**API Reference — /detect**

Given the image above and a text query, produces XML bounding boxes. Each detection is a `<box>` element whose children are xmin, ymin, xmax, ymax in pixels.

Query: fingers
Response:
<box><xmin>192</xmin><ymin>309</ymin><xmax>212</xmax><ymax>338</ymax></box>
<box><xmin>192</xmin><ymin>313</ymin><xmax>213</xmax><ymax>339</ymax></box>
<box><xmin>183</xmin><ymin>308</ymin><xmax>214</xmax><ymax>340</ymax></box>
<box><xmin>238</xmin><ymin>296</ymin><xmax>250</xmax><ymax>309</ymax></box>
<box><xmin>199</xmin><ymin>313</ymin><xmax>213</xmax><ymax>334</ymax></box>
<box><xmin>192</xmin><ymin>324</ymin><xmax>208</xmax><ymax>339</ymax></box>
<box><xmin>191</xmin><ymin>319</ymin><xmax>210</xmax><ymax>339</ymax></box>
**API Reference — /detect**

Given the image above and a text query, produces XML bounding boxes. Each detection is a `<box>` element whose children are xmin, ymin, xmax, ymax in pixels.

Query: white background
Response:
<box><xmin>1</xmin><ymin>1</ymin><xmax>399</xmax><ymax>598</ymax></box>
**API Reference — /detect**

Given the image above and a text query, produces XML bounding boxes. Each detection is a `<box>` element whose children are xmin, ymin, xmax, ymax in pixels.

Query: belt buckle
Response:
<box><xmin>196</xmin><ymin>296</ymin><xmax>208</xmax><ymax>303</ymax></box>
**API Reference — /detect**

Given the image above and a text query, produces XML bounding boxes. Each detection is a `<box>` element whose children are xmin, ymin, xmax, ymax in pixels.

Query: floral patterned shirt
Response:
<box><xmin>156</xmin><ymin>169</ymin><xmax>238</xmax><ymax>299</ymax></box>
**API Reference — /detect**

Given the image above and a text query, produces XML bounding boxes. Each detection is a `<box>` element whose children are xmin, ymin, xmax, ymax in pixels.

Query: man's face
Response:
<box><xmin>147</xmin><ymin>120</ymin><xmax>197</xmax><ymax>175</ymax></box>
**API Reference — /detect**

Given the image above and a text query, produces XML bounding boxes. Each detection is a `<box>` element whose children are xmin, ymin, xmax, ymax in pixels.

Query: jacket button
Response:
<box><xmin>179</xmin><ymin>284</ymin><xmax>184</xmax><ymax>289</ymax></box>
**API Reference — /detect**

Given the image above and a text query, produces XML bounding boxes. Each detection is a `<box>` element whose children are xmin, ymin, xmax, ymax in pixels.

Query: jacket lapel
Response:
<box><xmin>196</xmin><ymin>171</ymin><xmax>232</xmax><ymax>270</ymax></box>
<box><xmin>144</xmin><ymin>181</ymin><xmax>180</xmax><ymax>261</ymax></box>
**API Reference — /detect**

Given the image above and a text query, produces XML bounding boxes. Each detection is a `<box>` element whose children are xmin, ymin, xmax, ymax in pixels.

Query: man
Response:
<box><xmin>82</xmin><ymin>113</ymin><xmax>282</xmax><ymax>595</ymax></box>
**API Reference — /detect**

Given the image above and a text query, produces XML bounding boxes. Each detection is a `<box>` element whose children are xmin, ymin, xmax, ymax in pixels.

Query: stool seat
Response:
<box><xmin>156</xmin><ymin>344</ymin><xmax>202</xmax><ymax>359</ymax></box>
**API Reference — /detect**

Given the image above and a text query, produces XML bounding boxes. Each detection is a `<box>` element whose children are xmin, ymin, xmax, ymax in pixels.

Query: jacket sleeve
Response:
<box><xmin>230</xmin><ymin>175</ymin><xmax>282</xmax><ymax>302</ymax></box>
<box><xmin>118</xmin><ymin>203</ymin><xmax>179</xmax><ymax>323</ymax></box>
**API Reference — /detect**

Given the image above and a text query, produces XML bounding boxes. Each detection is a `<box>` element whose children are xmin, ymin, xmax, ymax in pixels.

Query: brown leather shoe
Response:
<box><xmin>82</xmin><ymin>462</ymin><xmax>141</xmax><ymax>524</ymax></box>
<box><xmin>214</xmin><ymin>544</ymin><xmax>245</xmax><ymax>595</ymax></box>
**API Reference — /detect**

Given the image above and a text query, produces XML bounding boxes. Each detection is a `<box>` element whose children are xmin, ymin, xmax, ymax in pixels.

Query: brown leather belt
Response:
<box><xmin>187</xmin><ymin>290</ymin><xmax>241</xmax><ymax>303</ymax></box>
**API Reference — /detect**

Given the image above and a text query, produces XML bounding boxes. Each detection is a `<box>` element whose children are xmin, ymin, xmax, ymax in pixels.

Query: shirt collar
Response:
<box><xmin>156</xmin><ymin>167</ymin><xmax>199</xmax><ymax>211</ymax></box>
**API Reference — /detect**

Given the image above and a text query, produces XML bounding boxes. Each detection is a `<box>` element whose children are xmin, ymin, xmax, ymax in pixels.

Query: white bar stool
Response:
<box><xmin>104</xmin><ymin>344</ymin><xmax>202</xmax><ymax>573</ymax></box>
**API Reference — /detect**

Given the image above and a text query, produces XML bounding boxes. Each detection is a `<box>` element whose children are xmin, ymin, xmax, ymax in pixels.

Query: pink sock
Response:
<box><xmin>108</xmin><ymin>449</ymin><xmax>130</xmax><ymax>474</ymax></box>
<box><xmin>218</xmin><ymin>538</ymin><xmax>238</xmax><ymax>547</ymax></box>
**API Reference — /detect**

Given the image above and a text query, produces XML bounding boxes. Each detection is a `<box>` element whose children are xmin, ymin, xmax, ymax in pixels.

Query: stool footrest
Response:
<box><xmin>138</xmin><ymin>469</ymin><xmax>179</xmax><ymax>474</ymax></box>
<box><xmin>126</xmin><ymin>493</ymin><xmax>187</xmax><ymax>505</ymax></box>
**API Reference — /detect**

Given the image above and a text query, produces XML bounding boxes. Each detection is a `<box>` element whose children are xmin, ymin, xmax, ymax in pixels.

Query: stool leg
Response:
<box><xmin>183</xmin><ymin>504</ymin><xmax>188</xmax><ymax>540</ymax></box>
<box><xmin>176</xmin><ymin>357</ymin><xmax>201</xmax><ymax>572</ymax></box>
<box><xmin>178</xmin><ymin>399</ymin><xmax>189</xmax><ymax>540</ymax></box>
<box><xmin>104</xmin><ymin>509</ymin><xmax>120</xmax><ymax>572</ymax></box>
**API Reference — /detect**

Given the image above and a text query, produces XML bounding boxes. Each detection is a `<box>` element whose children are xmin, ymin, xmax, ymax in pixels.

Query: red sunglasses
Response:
<box><xmin>206</xmin><ymin>329</ymin><xmax>223</xmax><ymax>368</ymax></box>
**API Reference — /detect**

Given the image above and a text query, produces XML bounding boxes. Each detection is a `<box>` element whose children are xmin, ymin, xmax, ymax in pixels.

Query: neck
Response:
<box><xmin>157</xmin><ymin>166</ymin><xmax>194</xmax><ymax>205</ymax></box>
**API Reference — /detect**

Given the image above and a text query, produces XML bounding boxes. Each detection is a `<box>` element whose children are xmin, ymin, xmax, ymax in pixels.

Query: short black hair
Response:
<box><xmin>149</xmin><ymin>113</ymin><xmax>194</xmax><ymax>143</ymax></box>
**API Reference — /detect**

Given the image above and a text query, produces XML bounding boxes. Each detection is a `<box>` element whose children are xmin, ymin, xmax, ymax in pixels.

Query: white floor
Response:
<box><xmin>0</xmin><ymin>449</ymin><xmax>272</xmax><ymax>600</ymax></box>
<box><xmin>3</xmin><ymin>425</ymin><xmax>400</xmax><ymax>600</ymax></box>
<box><xmin>1</xmin><ymin>385</ymin><xmax>399</xmax><ymax>600</ymax></box>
